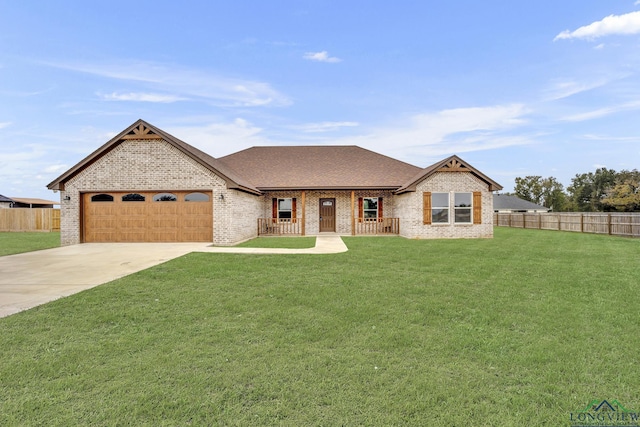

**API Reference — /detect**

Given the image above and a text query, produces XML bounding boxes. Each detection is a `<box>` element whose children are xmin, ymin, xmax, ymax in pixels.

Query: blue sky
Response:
<box><xmin>2</xmin><ymin>1</ymin><xmax>640</xmax><ymax>200</ymax></box>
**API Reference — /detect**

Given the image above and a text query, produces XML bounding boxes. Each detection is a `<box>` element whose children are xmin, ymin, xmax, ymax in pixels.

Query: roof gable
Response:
<box><xmin>397</xmin><ymin>155</ymin><xmax>503</xmax><ymax>193</ymax></box>
<box><xmin>47</xmin><ymin>119</ymin><xmax>259</xmax><ymax>194</ymax></box>
<box><xmin>217</xmin><ymin>145</ymin><xmax>423</xmax><ymax>190</ymax></box>
<box><xmin>47</xmin><ymin>120</ymin><xmax>503</xmax><ymax>195</ymax></box>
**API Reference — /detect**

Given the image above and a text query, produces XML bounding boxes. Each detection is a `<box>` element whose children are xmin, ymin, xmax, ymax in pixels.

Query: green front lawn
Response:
<box><xmin>235</xmin><ymin>236</ymin><xmax>316</xmax><ymax>248</ymax></box>
<box><xmin>1</xmin><ymin>228</ymin><xmax>639</xmax><ymax>425</ymax></box>
<box><xmin>0</xmin><ymin>232</ymin><xmax>60</xmax><ymax>256</ymax></box>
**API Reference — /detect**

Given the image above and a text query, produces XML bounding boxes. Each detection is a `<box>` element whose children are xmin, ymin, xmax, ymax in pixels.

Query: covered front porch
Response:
<box><xmin>257</xmin><ymin>190</ymin><xmax>400</xmax><ymax>236</ymax></box>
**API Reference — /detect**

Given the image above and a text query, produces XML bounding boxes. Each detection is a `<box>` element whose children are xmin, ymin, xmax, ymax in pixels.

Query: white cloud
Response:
<box><xmin>331</xmin><ymin>104</ymin><xmax>532</xmax><ymax>161</ymax></box>
<box><xmin>303</xmin><ymin>51</ymin><xmax>342</xmax><ymax>63</ymax></box>
<box><xmin>560</xmin><ymin>100</ymin><xmax>640</xmax><ymax>121</ymax></box>
<box><xmin>291</xmin><ymin>121</ymin><xmax>359</xmax><ymax>133</ymax></box>
<box><xmin>543</xmin><ymin>78</ymin><xmax>609</xmax><ymax>101</ymax></box>
<box><xmin>582</xmin><ymin>134</ymin><xmax>640</xmax><ymax>142</ymax></box>
<box><xmin>99</xmin><ymin>92</ymin><xmax>187</xmax><ymax>103</ymax></box>
<box><xmin>43</xmin><ymin>164</ymin><xmax>68</xmax><ymax>173</ymax></box>
<box><xmin>0</xmin><ymin>122</ymin><xmax>11</xmax><ymax>129</ymax></box>
<box><xmin>167</xmin><ymin>118</ymin><xmax>271</xmax><ymax>157</ymax></box>
<box><xmin>46</xmin><ymin>60</ymin><xmax>291</xmax><ymax>107</ymax></box>
<box><xmin>554</xmin><ymin>11</ymin><xmax>640</xmax><ymax>41</ymax></box>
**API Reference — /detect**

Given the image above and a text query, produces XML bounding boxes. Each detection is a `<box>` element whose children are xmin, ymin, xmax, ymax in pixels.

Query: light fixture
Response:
<box><xmin>219</xmin><ymin>194</ymin><xmax>225</xmax><ymax>200</ymax></box>
<box><xmin>63</xmin><ymin>196</ymin><xmax>71</xmax><ymax>201</ymax></box>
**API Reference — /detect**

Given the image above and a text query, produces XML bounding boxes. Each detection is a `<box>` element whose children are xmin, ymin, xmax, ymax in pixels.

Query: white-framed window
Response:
<box><xmin>277</xmin><ymin>198</ymin><xmax>292</xmax><ymax>221</ymax></box>
<box><xmin>363</xmin><ymin>197</ymin><xmax>378</xmax><ymax>220</ymax></box>
<box><xmin>454</xmin><ymin>192</ymin><xmax>472</xmax><ymax>223</ymax></box>
<box><xmin>431</xmin><ymin>192</ymin><xmax>449</xmax><ymax>223</ymax></box>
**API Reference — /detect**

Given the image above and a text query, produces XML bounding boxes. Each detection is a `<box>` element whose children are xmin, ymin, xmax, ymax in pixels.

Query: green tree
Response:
<box><xmin>541</xmin><ymin>177</ymin><xmax>568</xmax><ymax>211</ymax></box>
<box><xmin>601</xmin><ymin>170</ymin><xmax>640</xmax><ymax>211</ymax></box>
<box><xmin>514</xmin><ymin>176</ymin><xmax>544</xmax><ymax>205</ymax></box>
<box><xmin>513</xmin><ymin>176</ymin><xmax>567</xmax><ymax>210</ymax></box>
<box><xmin>567</xmin><ymin>168</ymin><xmax>617</xmax><ymax>211</ymax></box>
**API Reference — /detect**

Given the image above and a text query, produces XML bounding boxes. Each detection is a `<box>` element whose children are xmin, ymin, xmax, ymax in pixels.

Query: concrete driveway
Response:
<box><xmin>0</xmin><ymin>236</ymin><xmax>348</xmax><ymax>318</ymax></box>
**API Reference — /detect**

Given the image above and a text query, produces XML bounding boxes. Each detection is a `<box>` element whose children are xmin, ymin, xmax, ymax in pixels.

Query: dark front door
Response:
<box><xmin>319</xmin><ymin>198</ymin><xmax>336</xmax><ymax>232</ymax></box>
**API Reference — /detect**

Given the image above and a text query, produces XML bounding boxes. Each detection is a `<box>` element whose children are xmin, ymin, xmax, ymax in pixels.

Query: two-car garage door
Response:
<box><xmin>82</xmin><ymin>191</ymin><xmax>213</xmax><ymax>242</ymax></box>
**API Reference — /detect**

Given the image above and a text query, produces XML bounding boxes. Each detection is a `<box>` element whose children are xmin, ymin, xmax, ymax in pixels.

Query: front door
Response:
<box><xmin>319</xmin><ymin>198</ymin><xmax>336</xmax><ymax>232</ymax></box>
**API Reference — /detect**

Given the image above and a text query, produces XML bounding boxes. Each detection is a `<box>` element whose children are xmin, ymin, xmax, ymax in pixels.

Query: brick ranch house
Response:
<box><xmin>47</xmin><ymin>119</ymin><xmax>503</xmax><ymax>246</ymax></box>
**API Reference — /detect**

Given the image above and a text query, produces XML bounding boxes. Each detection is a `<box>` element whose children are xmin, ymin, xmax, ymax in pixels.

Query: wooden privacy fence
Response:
<box><xmin>494</xmin><ymin>212</ymin><xmax>640</xmax><ymax>238</ymax></box>
<box><xmin>0</xmin><ymin>209</ymin><xmax>60</xmax><ymax>232</ymax></box>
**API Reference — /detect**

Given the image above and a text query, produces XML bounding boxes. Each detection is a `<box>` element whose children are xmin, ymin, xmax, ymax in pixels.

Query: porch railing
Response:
<box><xmin>356</xmin><ymin>218</ymin><xmax>400</xmax><ymax>235</ymax></box>
<box><xmin>258</xmin><ymin>218</ymin><xmax>301</xmax><ymax>236</ymax></box>
<box><xmin>257</xmin><ymin>217</ymin><xmax>400</xmax><ymax>236</ymax></box>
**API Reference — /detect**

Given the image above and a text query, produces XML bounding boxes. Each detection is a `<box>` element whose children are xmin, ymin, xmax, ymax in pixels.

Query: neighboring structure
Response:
<box><xmin>10</xmin><ymin>197</ymin><xmax>59</xmax><ymax>209</ymax></box>
<box><xmin>0</xmin><ymin>194</ymin><xmax>13</xmax><ymax>208</ymax></box>
<box><xmin>0</xmin><ymin>195</ymin><xmax>59</xmax><ymax>208</ymax></box>
<box><xmin>493</xmin><ymin>194</ymin><xmax>550</xmax><ymax>213</ymax></box>
<box><xmin>47</xmin><ymin>119</ymin><xmax>503</xmax><ymax>246</ymax></box>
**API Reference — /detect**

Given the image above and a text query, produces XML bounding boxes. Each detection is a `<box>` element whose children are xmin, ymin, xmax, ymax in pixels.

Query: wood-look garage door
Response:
<box><xmin>83</xmin><ymin>191</ymin><xmax>213</xmax><ymax>242</ymax></box>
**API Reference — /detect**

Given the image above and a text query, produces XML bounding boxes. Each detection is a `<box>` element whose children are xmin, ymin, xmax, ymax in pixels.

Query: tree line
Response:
<box><xmin>509</xmin><ymin>168</ymin><xmax>640</xmax><ymax>212</ymax></box>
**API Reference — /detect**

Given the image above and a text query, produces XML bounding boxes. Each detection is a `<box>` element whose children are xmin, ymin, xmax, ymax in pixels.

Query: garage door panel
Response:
<box><xmin>150</xmin><ymin>204</ymin><xmax>179</xmax><ymax>214</ymax></box>
<box><xmin>148</xmin><ymin>230</ymin><xmax>179</xmax><ymax>242</ymax></box>
<box><xmin>83</xmin><ymin>191</ymin><xmax>213</xmax><ymax>243</ymax></box>
<box><xmin>183</xmin><ymin>203</ymin><xmax>211</xmax><ymax>215</ymax></box>
<box><xmin>119</xmin><ymin>231</ymin><xmax>147</xmax><ymax>242</ymax></box>
<box><xmin>149</xmin><ymin>218</ymin><xmax>179</xmax><ymax>228</ymax></box>
<box><xmin>120</xmin><ymin>205</ymin><xmax>146</xmax><ymax>216</ymax></box>
<box><xmin>181</xmin><ymin>230</ymin><xmax>212</xmax><ymax>242</ymax></box>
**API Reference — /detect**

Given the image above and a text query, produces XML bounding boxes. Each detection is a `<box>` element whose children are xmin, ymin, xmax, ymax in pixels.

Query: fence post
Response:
<box><xmin>580</xmin><ymin>214</ymin><xmax>584</xmax><ymax>233</ymax></box>
<box><xmin>608</xmin><ymin>213</ymin><xmax>612</xmax><ymax>235</ymax></box>
<box><xmin>538</xmin><ymin>213</ymin><xmax>542</xmax><ymax>230</ymax></box>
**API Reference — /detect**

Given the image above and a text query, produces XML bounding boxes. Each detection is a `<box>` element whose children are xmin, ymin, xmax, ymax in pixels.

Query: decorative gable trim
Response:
<box><xmin>121</xmin><ymin>123</ymin><xmax>163</xmax><ymax>140</ymax></box>
<box><xmin>396</xmin><ymin>155</ymin><xmax>503</xmax><ymax>194</ymax></box>
<box><xmin>438</xmin><ymin>158</ymin><xmax>468</xmax><ymax>172</ymax></box>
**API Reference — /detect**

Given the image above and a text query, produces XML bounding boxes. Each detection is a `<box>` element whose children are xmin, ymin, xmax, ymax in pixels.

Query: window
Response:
<box><xmin>185</xmin><ymin>192</ymin><xmax>209</xmax><ymax>202</ymax></box>
<box><xmin>122</xmin><ymin>193</ymin><xmax>145</xmax><ymax>202</ymax></box>
<box><xmin>431</xmin><ymin>193</ymin><xmax>449</xmax><ymax>223</ymax></box>
<box><xmin>153</xmin><ymin>193</ymin><xmax>177</xmax><ymax>202</ymax></box>
<box><xmin>358</xmin><ymin>197</ymin><xmax>384</xmax><ymax>222</ymax></box>
<box><xmin>91</xmin><ymin>194</ymin><xmax>113</xmax><ymax>202</ymax></box>
<box><xmin>363</xmin><ymin>197</ymin><xmax>378</xmax><ymax>220</ymax></box>
<box><xmin>277</xmin><ymin>198</ymin><xmax>292</xmax><ymax>221</ymax></box>
<box><xmin>272</xmin><ymin>198</ymin><xmax>296</xmax><ymax>222</ymax></box>
<box><xmin>424</xmin><ymin>192</ymin><xmax>481</xmax><ymax>225</ymax></box>
<box><xmin>454</xmin><ymin>193</ymin><xmax>472</xmax><ymax>223</ymax></box>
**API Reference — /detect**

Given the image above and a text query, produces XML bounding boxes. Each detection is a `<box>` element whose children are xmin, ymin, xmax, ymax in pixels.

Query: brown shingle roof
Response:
<box><xmin>47</xmin><ymin>119</ymin><xmax>260</xmax><ymax>194</ymax></box>
<box><xmin>47</xmin><ymin>120</ymin><xmax>502</xmax><ymax>196</ymax></box>
<box><xmin>217</xmin><ymin>146</ymin><xmax>424</xmax><ymax>190</ymax></box>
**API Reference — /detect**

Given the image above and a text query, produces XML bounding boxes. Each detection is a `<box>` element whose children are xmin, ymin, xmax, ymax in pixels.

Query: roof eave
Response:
<box><xmin>256</xmin><ymin>185</ymin><xmax>402</xmax><ymax>192</ymax></box>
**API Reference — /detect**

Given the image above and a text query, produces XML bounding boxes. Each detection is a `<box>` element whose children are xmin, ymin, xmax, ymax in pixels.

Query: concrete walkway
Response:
<box><xmin>0</xmin><ymin>236</ymin><xmax>348</xmax><ymax>318</ymax></box>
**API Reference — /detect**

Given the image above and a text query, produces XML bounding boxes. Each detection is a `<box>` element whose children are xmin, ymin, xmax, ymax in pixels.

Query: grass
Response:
<box><xmin>0</xmin><ymin>231</ymin><xmax>60</xmax><ymax>256</ymax></box>
<box><xmin>235</xmin><ymin>236</ymin><xmax>316</xmax><ymax>248</ymax></box>
<box><xmin>1</xmin><ymin>228</ymin><xmax>640</xmax><ymax>425</ymax></box>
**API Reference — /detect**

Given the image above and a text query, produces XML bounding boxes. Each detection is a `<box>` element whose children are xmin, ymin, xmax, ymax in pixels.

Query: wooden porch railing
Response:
<box><xmin>258</xmin><ymin>218</ymin><xmax>301</xmax><ymax>236</ymax></box>
<box><xmin>355</xmin><ymin>218</ymin><xmax>400</xmax><ymax>235</ymax></box>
